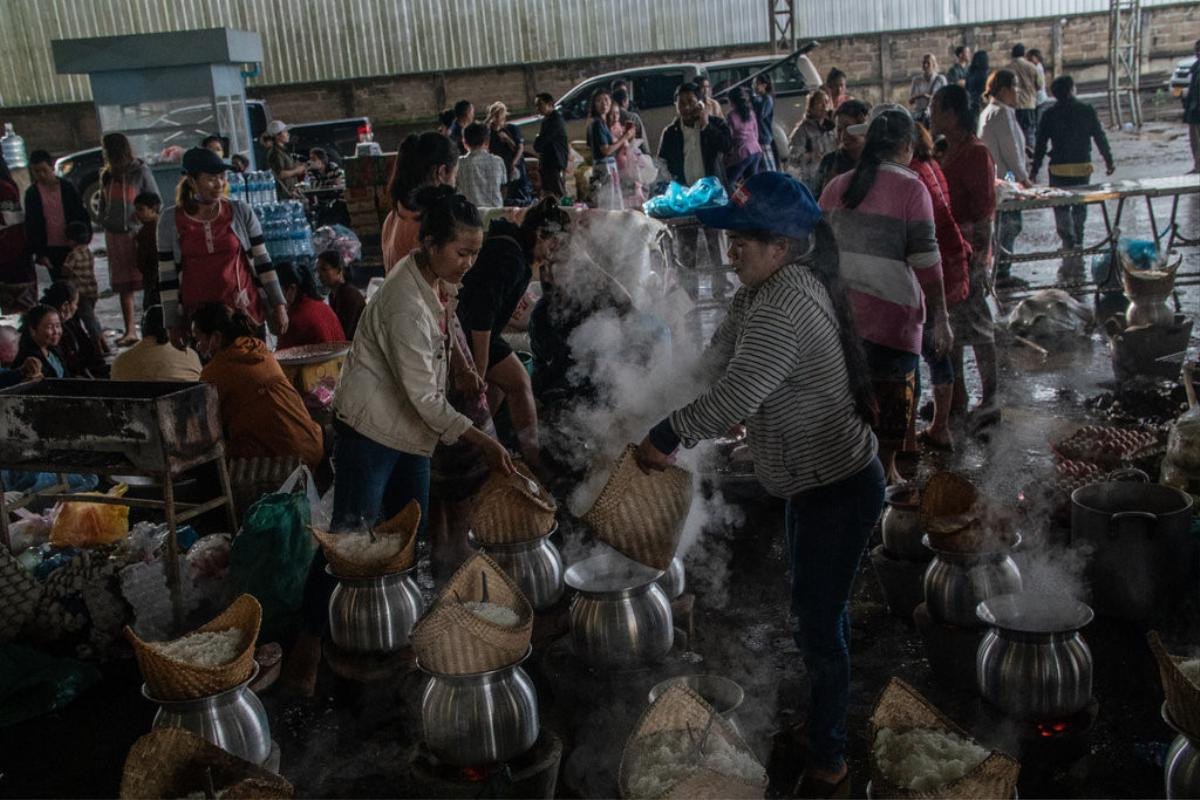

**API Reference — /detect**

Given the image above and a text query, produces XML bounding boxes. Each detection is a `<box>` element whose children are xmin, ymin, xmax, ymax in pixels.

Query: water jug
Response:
<box><xmin>2</xmin><ymin>123</ymin><xmax>27</xmax><ymax>169</ymax></box>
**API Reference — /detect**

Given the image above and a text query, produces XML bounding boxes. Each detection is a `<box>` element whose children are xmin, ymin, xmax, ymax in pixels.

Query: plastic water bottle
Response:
<box><xmin>227</xmin><ymin>172</ymin><xmax>243</xmax><ymax>202</ymax></box>
<box><xmin>253</xmin><ymin>171</ymin><xmax>267</xmax><ymax>205</ymax></box>
<box><xmin>1</xmin><ymin>123</ymin><xmax>27</xmax><ymax>169</ymax></box>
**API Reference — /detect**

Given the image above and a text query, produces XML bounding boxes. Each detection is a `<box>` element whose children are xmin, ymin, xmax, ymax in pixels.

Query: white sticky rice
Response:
<box><xmin>464</xmin><ymin>601</ymin><xmax>520</xmax><ymax>627</ymax></box>
<box><xmin>1178</xmin><ymin>658</ymin><xmax>1200</xmax><ymax>688</ymax></box>
<box><xmin>873</xmin><ymin>727</ymin><xmax>989</xmax><ymax>792</ymax></box>
<box><xmin>627</xmin><ymin>728</ymin><xmax>765</xmax><ymax>799</ymax></box>
<box><xmin>150</xmin><ymin>628</ymin><xmax>242</xmax><ymax>666</ymax></box>
<box><xmin>330</xmin><ymin>533</ymin><xmax>404</xmax><ymax>562</ymax></box>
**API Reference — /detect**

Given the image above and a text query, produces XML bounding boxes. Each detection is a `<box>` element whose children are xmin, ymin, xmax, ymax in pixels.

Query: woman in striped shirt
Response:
<box><xmin>637</xmin><ymin>172</ymin><xmax>883</xmax><ymax>799</ymax></box>
<box><xmin>819</xmin><ymin>106</ymin><xmax>952</xmax><ymax>484</ymax></box>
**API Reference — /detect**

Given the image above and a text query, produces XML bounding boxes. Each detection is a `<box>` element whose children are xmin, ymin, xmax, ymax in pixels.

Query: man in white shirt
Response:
<box><xmin>455</xmin><ymin>122</ymin><xmax>506</xmax><ymax>208</ymax></box>
<box><xmin>909</xmin><ymin>53</ymin><xmax>947</xmax><ymax>123</ymax></box>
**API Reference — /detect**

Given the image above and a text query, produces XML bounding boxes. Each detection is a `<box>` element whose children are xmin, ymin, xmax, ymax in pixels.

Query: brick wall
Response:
<box><xmin>4</xmin><ymin>2</ymin><xmax>1195</xmax><ymax>158</ymax></box>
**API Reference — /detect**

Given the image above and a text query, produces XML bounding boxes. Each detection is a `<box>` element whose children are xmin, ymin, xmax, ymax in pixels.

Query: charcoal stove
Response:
<box><xmin>409</xmin><ymin>728</ymin><xmax>562</xmax><ymax>799</ymax></box>
<box><xmin>0</xmin><ymin>380</ymin><xmax>237</xmax><ymax>628</ymax></box>
<box><xmin>1014</xmin><ymin>699</ymin><xmax>1100</xmax><ymax>766</ymax></box>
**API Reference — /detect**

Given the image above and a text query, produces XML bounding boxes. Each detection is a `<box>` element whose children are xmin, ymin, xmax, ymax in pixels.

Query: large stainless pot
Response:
<box><xmin>327</xmin><ymin>565</ymin><xmax>424</xmax><ymax>653</ymax></box>
<box><xmin>881</xmin><ymin>483</ymin><xmax>928</xmax><ymax>562</ymax></box>
<box><xmin>923</xmin><ymin>534</ymin><xmax>1023</xmax><ymax>628</ymax></box>
<box><xmin>976</xmin><ymin>593</ymin><xmax>1094</xmax><ymax>721</ymax></box>
<box><xmin>419</xmin><ymin>648</ymin><xmax>539</xmax><ymax>766</ymax></box>
<box><xmin>1164</xmin><ymin>703</ymin><xmax>1200</xmax><ymax>799</ymax></box>
<box><xmin>1071</xmin><ymin>481</ymin><xmax>1194</xmax><ymax>620</ymax></box>
<box><xmin>565</xmin><ymin>553</ymin><xmax>673</xmax><ymax>668</ymax></box>
<box><xmin>657</xmin><ymin>556</ymin><xmax>686</xmax><ymax>600</ymax></box>
<box><xmin>144</xmin><ymin>663</ymin><xmax>271</xmax><ymax>765</ymax></box>
<box><xmin>648</xmin><ymin>674</ymin><xmax>744</xmax><ymax>736</ymax></box>
<box><xmin>470</xmin><ymin>527</ymin><xmax>565</xmax><ymax>610</ymax></box>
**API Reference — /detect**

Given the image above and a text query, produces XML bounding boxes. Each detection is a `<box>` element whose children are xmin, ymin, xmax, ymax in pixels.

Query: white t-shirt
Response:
<box><xmin>681</xmin><ymin>122</ymin><xmax>704</xmax><ymax>185</ymax></box>
<box><xmin>1034</xmin><ymin>63</ymin><xmax>1049</xmax><ymax>105</ymax></box>
<box><xmin>910</xmin><ymin>73</ymin><xmax>947</xmax><ymax>115</ymax></box>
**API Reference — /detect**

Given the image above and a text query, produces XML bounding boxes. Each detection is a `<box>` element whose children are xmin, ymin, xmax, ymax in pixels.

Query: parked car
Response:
<box><xmin>54</xmin><ymin>99</ymin><xmax>369</xmax><ymax>225</ymax></box>
<box><xmin>1168</xmin><ymin>54</ymin><xmax>1198</xmax><ymax>101</ymax></box>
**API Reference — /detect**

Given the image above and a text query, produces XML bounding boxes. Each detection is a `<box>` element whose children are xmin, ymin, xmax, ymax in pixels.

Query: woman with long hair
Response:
<box><xmin>788</xmin><ymin>88</ymin><xmax>838</xmax><ymax>191</ymax></box>
<box><xmin>99</xmin><ymin>132</ymin><xmax>160</xmax><ymax>345</ymax></box>
<box><xmin>381</xmin><ymin>131</ymin><xmax>458</xmax><ymax>271</ymax></box>
<box><xmin>819</xmin><ymin>107</ymin><xmax>952</xmax><ymax>484</ymax></box>
<box><xmin>637</xmin><ymin>172</ymin><xmax>882</xmax><ymax>798</ymax></box>
<box><xmin>585</xmin><ymin>89</ymin><xmax>633</xmax><ymax>209</ymax></box>
<box><xmin>725</xmin><ymin>86</ymin><xmax>765</xmax><ymax>185</ymax></box>
<box><xmin>15</xmin><ymin>303</ymin><xmax>68</xmax><ymax>378</ymax></box>
<box><xmin>0</xmin><ymin>154</ymin><xmax>33</xmax><ymax>314</ymax></box>
<box><xmin>157</xmin><ymin>147</ymin><xmax>288</xmax><ymax>341</ymax></box>
<box><xmin>965</xmin><ymin>50</ymin><xmax>990</xmax><ymax>113</ymax></box>
<box><xmin>40</xmin><ymin>281</ymin><xmax>107</xmax><ymax>379</ymax></box>
<box><xmin>752</xmin><ymin>72</ymin><xmax>778</xmax><ymax>170</ymax></box>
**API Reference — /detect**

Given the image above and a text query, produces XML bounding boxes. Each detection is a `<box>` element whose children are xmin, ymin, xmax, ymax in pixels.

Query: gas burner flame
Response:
<box><xmin>461</xmin><ymin>765</ymin><xmax>489</xmax><ymax>782</ymax></box>
<box><xmin>1036</xmin><ymin>720</ymin><xmax>1071</xmax><ymax>738</ymax></box>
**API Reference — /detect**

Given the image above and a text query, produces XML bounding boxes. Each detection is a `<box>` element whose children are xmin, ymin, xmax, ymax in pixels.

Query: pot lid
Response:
<box><xmin>564</xmin><ymin>552</ymin><xmax>663</xmax><ymax>594</ymax></box>
<box><xmin>976</xmin><ymin>592</ymin><xmax>1094</xmax><ymax>633</ymax></box>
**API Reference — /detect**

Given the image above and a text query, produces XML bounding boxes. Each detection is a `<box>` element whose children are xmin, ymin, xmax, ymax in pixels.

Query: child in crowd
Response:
<box><xmin>134</xmin><ymin>192</ymin><xmax>162</xmax><ymax>308</ymax></box>
<box><xmin>230</xmin><ymin>154</ymin><xmax>250</xmax><ymax>173</ymax></box>
<box><xmin>60</xmin><ymin>221</ymin><xmax>106</xmax><ymax>354</ymax></box>
<box><xmin>305</xmin><ymin>148</ymin><xmax>345</xmax><ymax>190</ymax></box>
<box><xmin>315</xmin><ymin>249</ymin><xmax>365</xmax><ymax>340</ymax></box>
<box><xmin>454</xmin><ymin>122</ymin><xmax>506</xmax><ymax>208</ymax></box>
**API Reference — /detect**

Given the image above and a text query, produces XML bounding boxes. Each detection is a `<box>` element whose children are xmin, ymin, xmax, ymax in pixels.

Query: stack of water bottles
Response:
<box><xmin>228</xmin><ymin>170</ymin><xmax>314</xmax><ymax>263</ymax></box>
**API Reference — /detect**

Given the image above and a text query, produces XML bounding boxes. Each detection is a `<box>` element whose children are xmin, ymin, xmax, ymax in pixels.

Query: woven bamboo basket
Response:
<box><xmin>1149</xmin><ymin>630</ymin><xmax>1200</xmax><ymax>738</ymax></box>
<box><xmin>584</xmin><ymin>444</ymin><xmax>693</xmax><ymax>571</ymax></box>
<box><xmin>125</xmin><ymin>594</ymin><xmax>262</xmax><ymax>702</ymax></box>
<box><xmin>868</xmin><ymin>678</ymin><xmax>1020</xmax><ymax>799</ymax></box>
<box><xmin>919</xmin><ymin>472</ymin><xmax>983</xmax><ymax>552</ymax></box>
<box><xmin>120</xmin><ymin>728</ymin><xmax>292</xmax><ymax>799</ymax></box>
<box><xmin>619</xmin><ymin>684</ymin><xmax>766</xmax><ymax>799</ymax></box>
<box><xmin>312</xmin><ymin>501</ymin><xmax>421</xmax><ymax>578</ymax></box>
<box><xmin>410</xmin><ymin>552</ymin><xmax>534</xmax><ymax>674</ymax></box>
<box><xmin>469</xmin><ymin>463</ymin><xmax>557</xmax><ymax>545</ymax></box>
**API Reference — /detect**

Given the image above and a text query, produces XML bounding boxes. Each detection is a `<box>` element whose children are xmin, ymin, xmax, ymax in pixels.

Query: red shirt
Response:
<box><xmin>910</xmin><ymin>158</ymin><xmax>970</xmax><ymax>306</ymax></box>
<box><xmin>276</xmin><ymin>294</ymin><xmax>346</xmax><ymax>349</ymax></box>
<box><xmin>939</xmin><ymin>138</ymin><xmax>997</xmax><ymax>227</ymax></box>
<box><xmin>176</xmin><ymin>201</ymin><xmax>264</xmax><ymax>324</ymax></box>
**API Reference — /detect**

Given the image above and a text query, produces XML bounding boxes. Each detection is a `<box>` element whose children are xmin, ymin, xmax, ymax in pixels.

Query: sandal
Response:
<box><xmin>917</xmin><ymin>429</ymin><xmax>954</xmax><ymax>452</ymax></box>
<box><xmin>794</xmin><ymin>770</ymin><xmax>852</xmax><ymax>799</ymax></box>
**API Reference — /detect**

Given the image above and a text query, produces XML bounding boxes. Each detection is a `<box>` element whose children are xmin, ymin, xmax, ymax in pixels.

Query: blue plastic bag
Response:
<box><xmin>645</xmin><ymin>177</ymin><xmax>729</xmax><ymax>219</ymax></box>
<box><xmin>1092</xmin><ymin>237</ymin><xmax>1158</xmax><ymax>292</ymax></box>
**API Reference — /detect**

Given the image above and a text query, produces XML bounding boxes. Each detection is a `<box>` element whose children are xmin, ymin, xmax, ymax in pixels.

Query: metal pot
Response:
<box><xmin>1163</xmin><ymin>703</ymin><xmax>1200</xmax><ymax>799</ymax></box>
<box><xmin>327</xmin><ymin>565</ymin><xmax>424</xmax><ymax>653</ymax></box>
<box><xmin>881</xmin><ymin>483</ymin><xmax>928</xmax><ymax>562</ymax></box>
<box><xmin>923</xmin><ymin>534</ymin><xmax>1023</xmax><ymax>628</ymax></box>
<box><xmin>419</xmin><ymin>648</ymin><xmax>539</xmax><ymax>766</ymax></box>
<box><xmin>470</xmin><ymin>528</ymin><xmax>565</xmax><ymax>610</ymax></box>
<box><xmin>976</xmin><ymin>592</ymin><xmax>1094</xmax><ymax>721</ymax></box>
<box><xmin>657</xmin><ymin>556</ymin><xmax>686</xmax><ymax>600</ymax></box>
<box><xmin>144</xmin><ymin>663</ymin><xmax>272</xmax><ymax>765</ymax></box>
<box><xmin>565</xmin><ymin>553</ymin><xmax>674</xmax><ymax>668</ymax></box>
<box><xmin>1071</xmin><ymin>481</ymin><xmax>1194</xmax><ymax>620</ymax></box>
<box><xmin>648</xmin><ymin>674</ymin><xmax>744</xmax><ymax>736</ymax></box>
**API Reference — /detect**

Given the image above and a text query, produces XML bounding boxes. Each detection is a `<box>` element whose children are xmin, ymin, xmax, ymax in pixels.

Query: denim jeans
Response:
<box><xmin>785</xmin><ymin>457</ymin><xmax>886</xmax><ymax>771</ymax></box>
<box><xmin>301</xmin><ymin>419</ymin><xmax>431</xmax><ymax>635</ymax></box>
<box><xmin>1050</xmin><ymin>174</ymin><xmax>1090</xmax><ymax>252</ymax></box>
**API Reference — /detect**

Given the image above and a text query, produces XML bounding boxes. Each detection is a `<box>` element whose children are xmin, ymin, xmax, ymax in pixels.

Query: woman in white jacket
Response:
<box><xmin>977</xmin><ymin>69</ymin><xmax>1032</xmax><ymax>287</ymax></box>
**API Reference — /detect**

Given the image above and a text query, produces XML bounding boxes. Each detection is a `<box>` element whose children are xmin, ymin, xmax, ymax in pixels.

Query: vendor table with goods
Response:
<box><xmin>994</xmin><ymin>175</ymin><xmax>1200</xmax><ymax>295</ymax></box>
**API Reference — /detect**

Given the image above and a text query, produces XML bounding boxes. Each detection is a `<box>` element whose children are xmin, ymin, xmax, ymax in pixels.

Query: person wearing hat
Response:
<box><xmin>156</xmin><ymin>147</ymin><xmax>289</xmax><ymax>342</ymax></box>
<box><xmin>820</xmin><ymin>104</ymin><xmax>951</xmax><ymax>484</ymax></box>
<box><xmin>636</xmin><ymin>171</ymin><xmax>883</xmax><ymax>799</ymax></box>
<box><xmin>263</xmin><ymin>120</ymin><xmax>306</xmax><ymax>200</ymax></box>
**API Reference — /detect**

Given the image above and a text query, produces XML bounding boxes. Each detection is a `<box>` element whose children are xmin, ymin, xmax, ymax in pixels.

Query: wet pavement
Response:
<box><xmin>1</xmin><ymin>123</ymin><xmax>1197</xmax><ymax>799</ymax></box>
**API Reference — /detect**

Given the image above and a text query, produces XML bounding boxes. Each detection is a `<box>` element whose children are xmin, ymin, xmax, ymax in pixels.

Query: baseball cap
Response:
<box><xmin>181</xmin><ymin>146</ymin><xmax>233</xmax><ymax>175</ymax></box>
<box><xmin>846</xmin><ymin>102</ymin><xmax>911</xmax><ymax>136</ymax></box>
<box><xmin>694</xmin><ymin>172</ymin><xmax>821</xmax><ymax>241</ymax></box>
<box><xmin>266</xmin><ymin>120</ymin><xmax>288</xmax><ymax>136</ymax></box>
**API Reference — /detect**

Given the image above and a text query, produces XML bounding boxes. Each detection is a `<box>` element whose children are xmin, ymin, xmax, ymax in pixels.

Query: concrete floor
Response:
<box><xmin>1</xmin><ymin>122</ymin><xmax>1197</xmax><ymax>799</ymax></box>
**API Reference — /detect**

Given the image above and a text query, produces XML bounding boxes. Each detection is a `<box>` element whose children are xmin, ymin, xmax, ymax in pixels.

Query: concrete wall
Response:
<box><xmin>5</xmin><ymin>2</ymin><xmax>1196</xmax><ymax>158</ymax></box>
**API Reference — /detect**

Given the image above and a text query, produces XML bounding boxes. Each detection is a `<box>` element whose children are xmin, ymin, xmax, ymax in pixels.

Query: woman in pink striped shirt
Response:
<box><xmin>819</xmin><ymin>106</ymin><xmax>952</xmax><ymax>483</ymax></box>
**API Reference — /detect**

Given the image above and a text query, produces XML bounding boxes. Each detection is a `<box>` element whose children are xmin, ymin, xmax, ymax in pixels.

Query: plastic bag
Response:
<box><xmin>311</xmin><ymin>224</ymin><xmax>362</xmax><ymax>266</ymax></box>
<box><xmin>1092</xmin><ymin>237</ymin><xmax>1158</xmax><ymax>292</ymax></box>
<box><xmin>0</xmin><ymin>643</ymin><xmax>100</xmax><ymax>727</ymax></box>
<box><xmin>643</xmin><ymin>177</ymin><xmax>729</xmax><ymax>219</ymax></box>
<box><xmin>229</xmin><ymin>468</ymin><xmax>318</xmax><ymax>642</ymax></box>
<box><xmin>49</xmin><ymin>486</ymin><xmax>130</xmax><ymax>548</ymax></box>
<box><xmin>635</xmin><ymin>151</ymin><xmax>661</xmax><ymax>186</ymax></box>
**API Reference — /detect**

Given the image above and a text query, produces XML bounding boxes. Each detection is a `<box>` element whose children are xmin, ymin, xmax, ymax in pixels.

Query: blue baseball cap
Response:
<box><xmin>695</xmin><ymin>171</ymin><xmax>822</xmax><ymax>241</ymax></box>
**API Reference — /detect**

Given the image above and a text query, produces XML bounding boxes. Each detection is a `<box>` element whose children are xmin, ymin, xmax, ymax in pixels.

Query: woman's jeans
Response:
<box><xmin>785</xmin><ymin>457</ymin><xmax>886</xmax><ymax>771</ymax></box>
<box><xmin>301</xmin><ymin>419</ymin><xmax>431</xmax><ymax>635</ymax></box>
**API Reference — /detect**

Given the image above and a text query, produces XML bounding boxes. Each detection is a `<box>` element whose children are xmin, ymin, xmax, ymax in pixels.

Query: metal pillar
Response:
<box><xmin>1107</xmin><ymin>0</ymin><xmax>1143</xmax><ymax>129</ymax></box>
<box><xmin>770</xmin><ymin>0</ymin><xmax>796</xmax><ymax>53</ymax></box>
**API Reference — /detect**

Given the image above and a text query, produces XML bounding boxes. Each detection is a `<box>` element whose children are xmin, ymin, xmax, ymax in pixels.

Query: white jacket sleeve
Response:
<box><xmin>383</xmin><ymin>308</ymin><xmax>474</xmax><ymax>445</ymax></box>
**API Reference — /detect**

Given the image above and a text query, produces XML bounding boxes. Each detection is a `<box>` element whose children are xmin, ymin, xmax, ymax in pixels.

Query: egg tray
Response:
<box><xmin>1053</xmin><ymin>425</ymin><xmax>1157</xmax><ymax>470</ymax></box>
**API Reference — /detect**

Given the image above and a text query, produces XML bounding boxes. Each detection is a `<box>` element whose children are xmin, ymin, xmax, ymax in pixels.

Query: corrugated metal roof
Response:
<box><xmin>0</xmin><ymin>0</ymin><xmax>1183</xmax><ymax>108</ymax></box>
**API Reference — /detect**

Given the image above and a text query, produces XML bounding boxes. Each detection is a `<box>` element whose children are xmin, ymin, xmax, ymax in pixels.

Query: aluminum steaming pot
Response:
<box><xmin>657</xmin><ymin>556</ymin><xmax>686</xmax><ymax>600</ymax></box>
<box><xmin>1071</xmin><ymin>481</ymin><xmax>1194</xmax><ymax>620</ymax></box>
<box><xmin>565</xmin><ymin>553</ymin><xmax>673</xmax><ymax>668</ymax></box>
<box><xmin>881</xmin><ymin>482</ymin><xmax>928</xmax><ymax>562</ymax></box>
<box><xmin>144</xmin><ymin>663</ymin><xmax>272</xmax><ymax>766</ymax></box>
<box><xmin>420</xmin><ymin>648</ymin><xmax>539</xmax><ymax>766</ymax></box>
<box><xmin>470</xmin><ymin>527</ymin><xmax>565</xmax><ymax>610</ymax></box>
<box><xmin>976</xmin><ymin>593</ymin><xmax>1094</xmax><ymax>721</ymax></box>
<box><xmin>922</xmin><ymin>534</ymin><xmax>1023</xmax><ymax>628</ymax></box>
<box><xmin>648</xmin><ymin>674</ymin><xmax>744</xmax><ymax>736</ymax></box>
<box><xmin>327</xmin><ymin>565</ymin><xmax>424</xmax><ymax>653</ymax></box>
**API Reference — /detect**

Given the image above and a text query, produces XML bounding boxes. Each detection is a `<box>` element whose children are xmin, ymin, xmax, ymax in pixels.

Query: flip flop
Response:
<box><xmin>917</xmin><ymin>429</ymin><xmax>955</xmax><ymax>452</ymax></box>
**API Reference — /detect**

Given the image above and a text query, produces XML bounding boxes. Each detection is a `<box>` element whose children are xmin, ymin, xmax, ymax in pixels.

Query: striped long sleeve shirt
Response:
<box><xmin>819</xmin><ymin>163</ymin><xmax>943</xmax><ymax>355</ymax></box>
<box><xmin>650</xmin><ymin>263</ymin><xmax>877</xmax><ymax>498</ymax></box>
<box><xmin>156</xmin><ymin>198</ymin><xmax>285</xmax><ymax>328</ymax></box>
